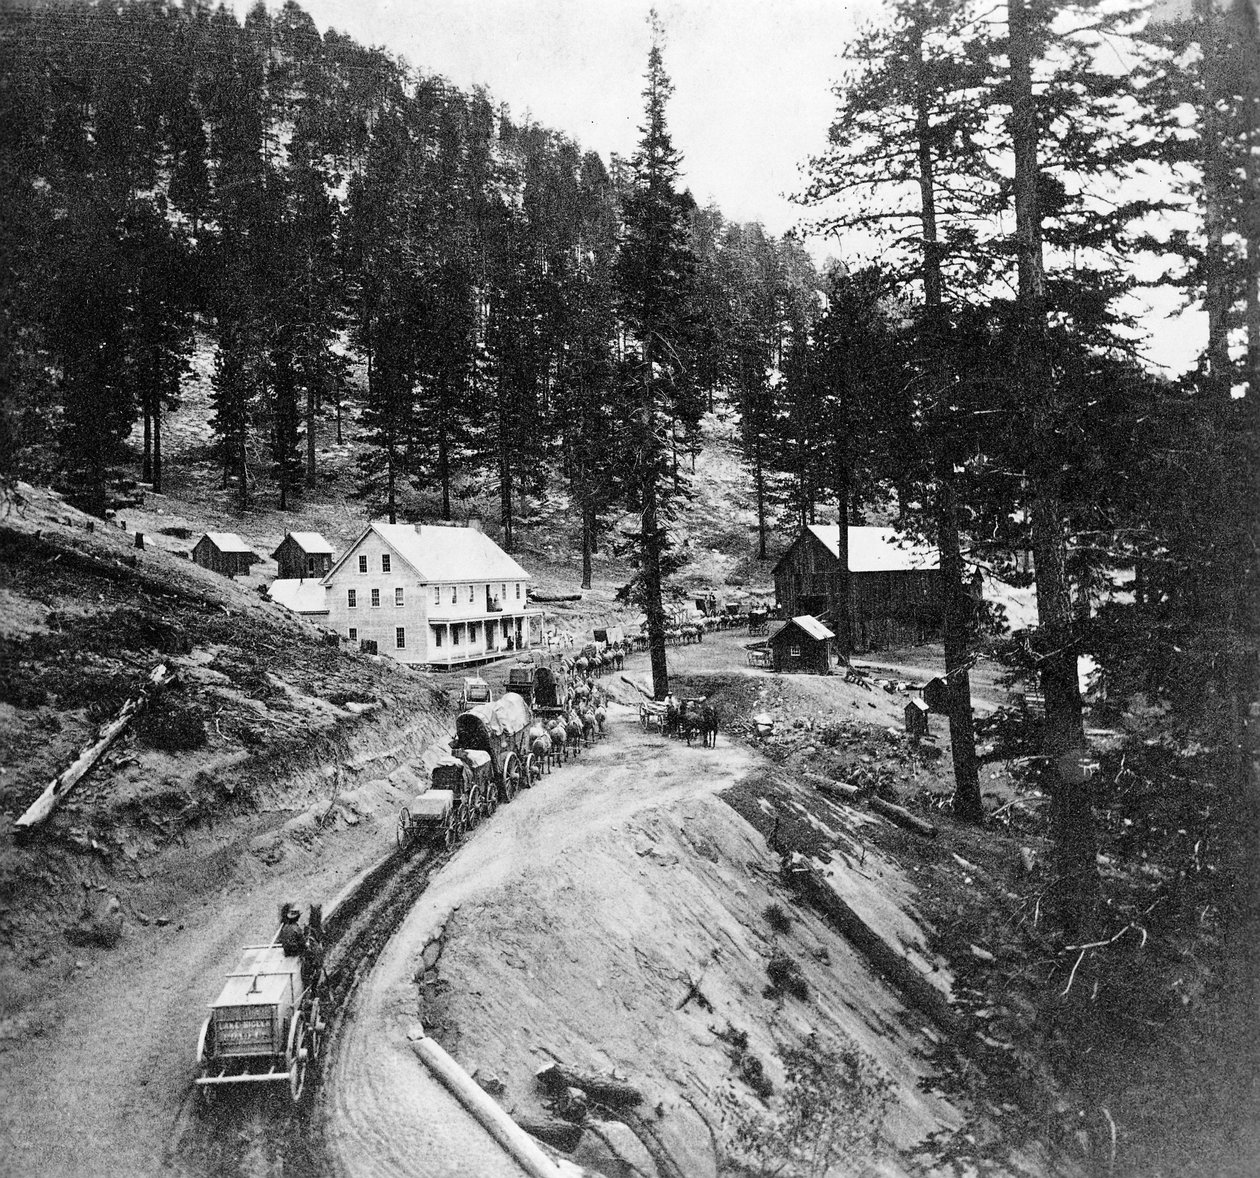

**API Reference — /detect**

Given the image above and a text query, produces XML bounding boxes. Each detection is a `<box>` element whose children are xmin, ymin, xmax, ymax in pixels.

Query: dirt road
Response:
<box><xmin>322</xmin><ymin>703</ymin><xmax>756</xmax><ymax>1178</ymax></box>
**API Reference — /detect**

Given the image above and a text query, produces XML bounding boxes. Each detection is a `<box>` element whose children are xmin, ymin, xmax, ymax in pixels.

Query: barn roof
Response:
<box><xmin>267</xmin><ymin>579</ymin><xmax>329</xmax><ymax>615</ymax></box>
<box><xmin>774</xmin><ymin>525</ymin><xmax>938</xmax><ymax>574</ymax></box>
<box><xmin>769</xmin><ymin>614</ymin><xmax>835</xmax><ymax>643</ymax></box>
<box><xmin>325</xmin><ymin>522</ymin><xmax>531</xmax><ymax>584</ymax></box>
<box><xmin>200</xmin><ymin>532</ymin><xmax>254</xmax><ymax>554</ymax></box>
<box><xmin>274</xmin><ymin>531</ymin><xmax>333</xmax><ymax>556</ymax></box>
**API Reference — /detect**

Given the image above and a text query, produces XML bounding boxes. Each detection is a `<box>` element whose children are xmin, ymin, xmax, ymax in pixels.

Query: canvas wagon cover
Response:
<box><xmin>467</xmin><ymin>693</ymin><xmax>530</xmax><ymax>736</ymax></box>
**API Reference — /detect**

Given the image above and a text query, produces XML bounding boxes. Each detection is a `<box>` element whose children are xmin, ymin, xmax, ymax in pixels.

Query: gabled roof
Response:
<box><xmin>772</xmin><ymin>525</ymin><xmax>939</xmax><ymax>574</ymax></box>
<box><xmin>199</xmin><ymin>532</ymin><xmax>254</xmax><ymax>554</ymax></box>
<box><xmin>324</xmin><ymin>522</ymin><xmax>531</xmax><ymax>585</ymax></box>
<box><xmin>267</xmin><ymin>579</ymin><xmax>329</xmax><ymax>614</ymax></box>
<box><xmin>770</xmin><ymin>614</ymin><xmax>836</xmax><ymax>643</ymax></box>
<box><xmin>273</xmin><ymin>531</ymin><xmax>333</xmax><ymax>557</ymax></box>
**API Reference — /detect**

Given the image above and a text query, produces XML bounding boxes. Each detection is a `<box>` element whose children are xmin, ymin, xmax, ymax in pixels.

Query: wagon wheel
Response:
<box><xmin>639</xmin><ymin>703</ymin><xmax>650</xmax><ymax>731</ymax></box>
<box><xmin>287</xmin><ymin>1012</ymin><xmax>308</xmax><ymax>1103</ymax></box>
<box><xmin>395</xmin><ymin>807</ymin><xmax>411</xmax><ymax>852</ymax></box>
<box><xmin>441</xmin><ymin>811</ymin><xmax>456</xmax><ymax>849</ymax></box>
<box><xmin>502</xmin><ymin>753</ymin><xmax>520</xmax><ymax>800</ymax></box>
<box><xmin>196</xmin><ymin>1017</ymin><xmax>216</xmax><ymax>1107</ymax></box>
<box><xmin>305</xmin><ymin>996</ymin><xmax>323</xmax><ymax>1059</ymax></box>
<box><xmin>484</xmin><ymin>779</ymin><xmax>499</xmax><ymax>815</ymax></box>
<box><xmin>524</xmin><ymin>752</ymin><xmax>538</xmax><ymax>785</ymax></box>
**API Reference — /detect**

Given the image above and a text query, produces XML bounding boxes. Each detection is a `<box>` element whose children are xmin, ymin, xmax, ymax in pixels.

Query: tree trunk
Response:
<box><xmin>152</xmin><ymin>385</ymin><xmax>162</xmax><ymax>495</ymax></box>
<box><xmin>142</xmin><ymin>395</ymin><xmax>152</xmax><ymax>485</ymax></box>
<box><xmin>754</xmin><ymin>431</ymin><xmax>767</xmax><ymax>560</ymax></box>
<box><xmin>914</xmin><ymin>14</ymin><xmax>980</xmax><ymax>822</ymax></box>
<box><xmin>1009</xmin><ymin>0</ymin><xmax>1094</xmax><ymax>935</ymax></box>
<box><xmin>938</xmin><ymin>463</ymin><xmax>982</xmax><ymax>820</ymax></box>
<box><xmin>581</xmin><ymin>493</ymin><xmax>593</xmax><ymax>590</ymax></box>
<box><xmin>833</xmin><ymin>429</ymin><xmax>852</xmax><ymax>655</ymax></box>
<box><xmin>306</xmin><ymin>379</ymin><xmax>317</xmax><ymax>490</ymax></box>
<box><xmin>439</xmin><ymin>375</ymin><xmax>452</xmax><ymax>520</ymax></box>
<box><xmin>641</xmin><ymin>345</ymin><xmax>669</xmax><ymax>700</ymax></box>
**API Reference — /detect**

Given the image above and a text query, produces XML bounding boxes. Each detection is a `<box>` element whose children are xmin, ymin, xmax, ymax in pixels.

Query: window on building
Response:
<box><xmin>307</xmin><ymin>557</ymin><xmax>315</xmax><ymax>575</ymax></box>
<box><xmin>468</xmin><ymin>584</ymin><xmax>475</xmax><ymax>602</ymax></box>
<box><xmin>358</xmin><ymin>555</ymin><xmax>368</xmax><ymax>573</ymax></box>
<box><xmin>347</xmin><ymin>589</ymin><xmax>357</xmax><ymax>608</ymax></box>
<box><xmin>433</xmin><ymin>627</ymin><xmax>443</xmax><ymax>648</ymax></box>
<box><xmin>433</xmin><ymin>586</ymin><xmax>441</xmax><ymax>605</ymax></box>
<box><xmin>370</xmin><ymin>588</ymin><xmax>381</xmax><ymax>608</ymax></box>
<box><xmin>395</xmin><ymin>627</ymin><xmax>406</xmax><ymax>649</ymax></box>
<box><xmin>348</xmin><ymin>627</ymin><xmax>357</xmax><ymax>642</ymax></box>
<box><xmin>381</xmin><ymin>554</ymin><xmax>391</xmax><ymax>573</ymax></box>
<box><xmin>450</xmin><ymin>586</ymin><xmax>457</xmax><ymax>604</ymax></box>
<box><xmin>515</xmin><ymin>582</ymin><xmax>521</xmax><ymax>599</ymax></box>
<box><xmin>789</xmin><ymin>644</ymin><xmax>801</xmax><ymax>658</ymax></box>
<box><xmin>469</xmin><ymin>622</ymin><xmax>479</xmax><ymax>643</ymax></box>
<box><xmin>395</xmin><ymin>587</ymin><xmax>404</xmax><ymax>607</ymax></box>
<box><xmin>453</xmin><ymin>625</ymin><xmax>462</xmax><ymax>646</ymax></box>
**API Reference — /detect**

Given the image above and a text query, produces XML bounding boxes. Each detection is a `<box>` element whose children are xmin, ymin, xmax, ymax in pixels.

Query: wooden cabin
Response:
<box><xmin>192</xmin><ymin>532</ymin><xmax>258</xmax><ymax>578</ymax></box>
<box><xmin>272</xmin><ymin>531</ymin><xmax>334</xmax><ymax>580</ymax></box>
<box><xmin>767</xmin><ymin>615</ymin><xmax>838</xmax><ymax>674</ymax></box>
<box><xmin>772</xmin><ymin>525</ymin><xmax>942</xmax><ymax>652</ymax></box>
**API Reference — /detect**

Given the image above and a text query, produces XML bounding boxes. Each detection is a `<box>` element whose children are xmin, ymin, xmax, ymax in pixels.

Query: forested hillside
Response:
<box><xmin>0</xmin><ymin>0</ymin><xmax>825</xmax><ymax>572</ymax></box>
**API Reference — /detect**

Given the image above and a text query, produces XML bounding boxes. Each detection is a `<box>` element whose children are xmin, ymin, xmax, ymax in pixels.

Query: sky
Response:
<box><xmin>245</xmin><ymin>0</ymin><xmax>878</xmax><ymax>242</ymax></box>
<box><xmin>237</xmin><ymin>0</ymin><xmax>1205</xmax><ymax>377</ymax></box>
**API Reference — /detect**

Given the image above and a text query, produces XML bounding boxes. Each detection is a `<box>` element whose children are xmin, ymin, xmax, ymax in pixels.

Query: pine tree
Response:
<box><xmin>616</xmin><ymin>14</ymin><xmax>700</xmax><ymax>698</ymax></box>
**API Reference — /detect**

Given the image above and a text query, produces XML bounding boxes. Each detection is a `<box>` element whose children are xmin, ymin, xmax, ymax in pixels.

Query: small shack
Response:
<box><xmin>767</xmin><ymin>615</ymin><xmax>837</xmax><ymax>675</ymax></box>
<box><xmin>267</xmin><ymin>579</ymin><xmax>329</xmax><ymax>619</ymax></box>
<box><xmin>272</xmin><ymin>531</ymin><xmax>334</xmax><ymax>580</ymax></box>
<box><xmin>192</xmin><ymin>532</ymin><xmax>258</xmax><ymax>578</ymax></box>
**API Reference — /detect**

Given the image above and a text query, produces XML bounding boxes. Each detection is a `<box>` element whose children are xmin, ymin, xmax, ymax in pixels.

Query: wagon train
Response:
<box><xmin>397</xmin><ymin>693</ymin><xmax>538</xmax><ymax>852</ymax></box>
<box><xmin>195</xmin><ymin>911</ymin><xmax>325</xmax><ymax>1105</ymax></box>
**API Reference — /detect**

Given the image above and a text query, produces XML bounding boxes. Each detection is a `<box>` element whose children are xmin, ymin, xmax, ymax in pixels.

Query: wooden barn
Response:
<box><xmin>772</xmin><ymin>525</ymin><xmax>942</xmax><ymax>652</ymax></box>
<box><xmin>272</xmin><ymin>531</ymin><xmax>334</xmax><ymax>580</ymax></box>
<box><xmin>767</xmin><ymin>615</ymin><xmax>838</xmax><ymax>674</ymax></box>
<box><xmin>192</xmin><ymin>532</ymin><xmax>258</xmax><ymax>578</ymax></box>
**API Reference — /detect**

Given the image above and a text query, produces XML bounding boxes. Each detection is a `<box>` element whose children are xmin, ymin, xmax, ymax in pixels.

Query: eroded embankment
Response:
<box><xmin>326</xmin><ymin>718</ymin><xmax>966</xmax><ymax>1178</ymax></box>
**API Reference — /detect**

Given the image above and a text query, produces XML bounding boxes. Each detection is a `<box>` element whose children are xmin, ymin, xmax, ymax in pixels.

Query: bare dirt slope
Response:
<box><xmin>327</xmin><ymin>697</ymin><xmax>970</xmax><ymax>1178</ymax></box>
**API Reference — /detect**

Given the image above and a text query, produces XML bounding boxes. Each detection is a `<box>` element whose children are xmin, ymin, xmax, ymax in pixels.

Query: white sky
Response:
<box><xmin>240</xmin><ymin>0</ymin><xmax>1204</xmax><ymax>377</ymax></box>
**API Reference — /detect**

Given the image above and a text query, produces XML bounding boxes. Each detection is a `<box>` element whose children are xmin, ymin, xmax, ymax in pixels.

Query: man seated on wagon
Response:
<box><xmin>278</xmin><ymin>902</ymin><xmax>324</xmax><ymax>993</ymax></box>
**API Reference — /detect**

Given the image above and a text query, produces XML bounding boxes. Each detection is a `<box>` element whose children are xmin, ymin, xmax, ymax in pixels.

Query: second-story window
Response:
<box><xmin>433</xmin><ymin>586</ymin><xmax>441</xmax><ymax>605</ymax></box>
<box><xmin>468</xmin><ymin>584</ymin><xmax>475</xmax><ymax>602</ymax></box>
<box><xmin>347</xmin><ymin>589</ymin><xmax>357</xmax><ymax>608</ymax></box>
<box><xmin>395</xmin><ymin>587</ymin><xmax>404</xmax><ymax>607</ymax></box>
<box><xmin>381</xmin><ymin>554</ymin><xmax>391</xmax><ymax>573</ymax></box>
<box><xmin>450</xmin><ymin>586</ymin><xmax>457</xmax><ymax>604</ymax></box>
<box><xmin>358</xmin><ymin>555</ymin><xmax>368</xmax><ymax>573</ymax></box>
<box><xmin>370</xmin><ymin>588</ymin><xmax>381</xmax><ymax>608</ymax></box>
<box><xmin>515</xmin><ymin>582</ymin><xmax>521</xmax><ymax>599</ymax></box>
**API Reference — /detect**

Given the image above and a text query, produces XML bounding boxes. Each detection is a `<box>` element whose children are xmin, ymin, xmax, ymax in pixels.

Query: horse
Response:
<box><xmin>531</xmin><ymin>734</ymin><xmax>553</xmax><ymax>774</ymax></box>
<box><xmin>565</xmin><ymin>711</ymin><xmax>584</xmax><ymax>756</ymax></box>
<box><xmin>699</xmin><ymin>704</ymin><xmax>719</xmax><ymax>748</ymax></box>
<box><xmin>549</xmin><ymin>719</ymin><xmax>568</xmax><ymax>764</ymax></box>
<box><xmin>580</xmin><ymin>708</ymin><xmax>597</xmax><ymax>747</ymax></box>
<box><xmin>594</xmin><ymin>704</ymin><xmax>607</xmax><ymax>736</ymax></box>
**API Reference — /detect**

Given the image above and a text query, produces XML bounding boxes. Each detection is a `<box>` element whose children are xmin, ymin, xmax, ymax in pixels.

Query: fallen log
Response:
<box><xmin>516</xmin><ymin>1119</ymin><xmax>585</xmax><ymax>1152</ymax></box>
<box><xmin>535</xmin><ymin>1062</ymin><xmax>644</xmax><ymax>1109</ymax></box>
<box><xmin>869</xmin><ymin>796</ymin><xmax>938</xmax><ymax>839</ymax></box>
<box><xmin>810</xmin><ymin>776</ymin><xmax>860</xmax><ymax>802</ymax></box>
<box><xmin>15</xmin><ymin>663</ymin><xmax>177</xmax><ymax>831</ymax></box>
<box><xmin>784</xmin><ymin>860</ymin><xmax>960</xmax><ymax>1036</ymax></box>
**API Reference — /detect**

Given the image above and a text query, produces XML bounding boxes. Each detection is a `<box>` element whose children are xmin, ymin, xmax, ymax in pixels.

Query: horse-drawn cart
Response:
<box><xmin>639</xmin><ymin>698</ymin><xmax>668</xmax><ymax>734</ymax></box>
<box><xmin>195</xmin><ymin>936</ymin><xmax>323</xmax><ymax>1105</ymax></box>
<box><xmin>396</xmin><ymin>787</ymin><xmax>459</xmax><ymax>850</ymax></box>
<box><xmin>532</xmin><ymin>665</ymin><xmax>571</xmax><ymax>721</ymax></box>
<box><xmin>457</xmin><ymin>676</ymin><xmax>493</xmax><ymax>713</ymax></box>
<box><xmin>454</xmin><ymin>693</ymin><xmax>535</xmax><ymax>801</ymax></box>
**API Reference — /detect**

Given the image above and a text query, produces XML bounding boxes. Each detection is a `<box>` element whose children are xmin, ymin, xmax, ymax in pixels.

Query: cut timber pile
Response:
<box><xmin>14</xmin><ymin>663</ymin><xmax>177</xmax><ymax>831</ymax></box>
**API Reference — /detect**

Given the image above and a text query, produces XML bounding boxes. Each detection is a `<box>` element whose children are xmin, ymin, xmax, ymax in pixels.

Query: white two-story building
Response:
<box><xmin>322</xmin><ymin>521</ymin><xmax>539</xmax><ymax>668</ymax></box>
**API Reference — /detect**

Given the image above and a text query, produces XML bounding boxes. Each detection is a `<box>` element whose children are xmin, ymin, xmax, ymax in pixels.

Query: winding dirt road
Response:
<box><xmin>322</xmin><ymin>705</ymin><xmax>755</xmax><ymax>1178</ymax></box>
